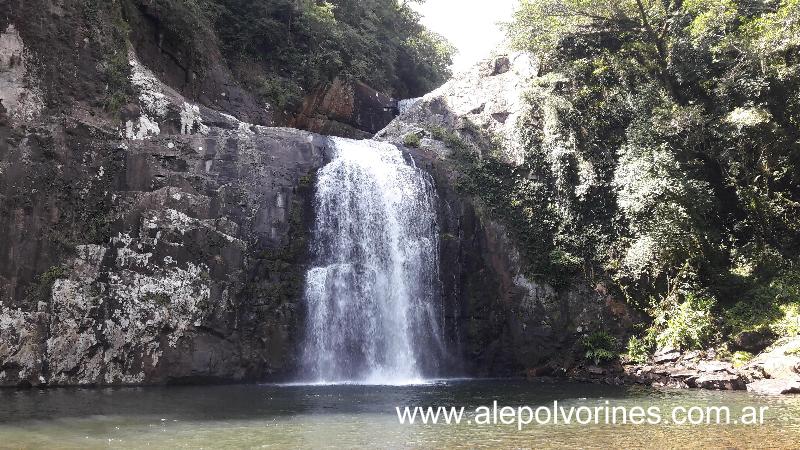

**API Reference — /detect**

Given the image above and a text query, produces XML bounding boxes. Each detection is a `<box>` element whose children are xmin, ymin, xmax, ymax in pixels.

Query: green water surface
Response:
<box><xmin>1</xmin><ymin>380</ymin><xmax>798</xmax><ymax>449</ymax></box>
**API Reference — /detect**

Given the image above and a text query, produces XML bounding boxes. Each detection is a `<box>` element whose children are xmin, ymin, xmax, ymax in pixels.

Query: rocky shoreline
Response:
<box><xmin>2</xmin><ymin>336</ymin><xmax>798</xmax><ymax>392</ymax></box>
<box><xmin>560</xmin><ymin>337</ymin><xmax>800</xmax><ymax>395</ymax></box>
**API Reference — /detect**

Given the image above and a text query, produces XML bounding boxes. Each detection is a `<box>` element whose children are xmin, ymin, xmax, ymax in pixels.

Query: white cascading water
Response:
<box><xmin>301</xmin><ymin>137</ymin><xmax>444</xmax><ymax>385</ymax></box>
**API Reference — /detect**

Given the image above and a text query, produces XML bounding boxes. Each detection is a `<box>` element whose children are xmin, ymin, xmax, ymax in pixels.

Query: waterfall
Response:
<box><xmin>301</xmin><ymin>137</ymin><xmax>444</xmax><ymax>385</ymax></box>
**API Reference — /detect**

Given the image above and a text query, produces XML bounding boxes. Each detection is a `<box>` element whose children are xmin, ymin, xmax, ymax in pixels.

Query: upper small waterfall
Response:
<box><xmin>301</xmin><ymin>137</ymin><xmax>444</xmax><ymax>385</ymax></box>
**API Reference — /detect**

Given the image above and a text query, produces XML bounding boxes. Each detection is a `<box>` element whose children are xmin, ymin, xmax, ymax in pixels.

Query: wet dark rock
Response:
<box><xmin>587</xmin><ymin>366</ymin><xmax>605</xmax><ymax>375</ymax></box>
<box><xmin>0</xmin><ymin>17</ymin><xmax>329</xmax><ymax>384</ymax></box>
<box><xmin>732</xmin><ymin>328</ymin><xmax>778</xmax><ymax>354</ymax></box>
<box><xmin>0</xmin><ymin>113</ymin><xmax>327</xmax><ymax>386</ymax></box>
<box><xmin>491</xmin><ymin>56</ymin><xmax>511</xmax><ymax>76</ymax></box>
<box><xmin>526</xmin><ymin>365</ymin><xmax>555</xmax><ymax>378</ymax></box>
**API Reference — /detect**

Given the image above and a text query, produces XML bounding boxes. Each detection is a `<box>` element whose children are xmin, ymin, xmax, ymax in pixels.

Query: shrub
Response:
<box><xmin>654</xmin><ymin>294</ymin><xmax>716</xmax><ymax>351</ymax></box>
<box><xmin>24</xmin><ymin>266</ymin><xmax>67</xmax><ymax>305</ymax></box>
<box><xmin>582</xmin><ymin>331</ymin><xmax>618</xmax><ymax>365</ymax></box>
<box><xmin>773</xmin><ymin>303</ymin><xmax>800</xmax><ymax>337</ymax></box>
<box><xmin>731</xmin><ymin>351</ymin><xmax>754</xmax><ymax>368</ymax></box>
<box><xmin>625</xmin><ymin>335</ymin><xmax>651</xmax><ymax>364</ymax></box>
<box><xmin>257</xmin><ymin>76</ymin><xmax>303</xmax><ymax>112</ymax></box>
<box><xmin>403</xmin><ymin>133</ymin><xmax>421</xmax><ymax>148</ymax></box>
<box><xmin>429</xmin><ymin>126</ymin><xmax>467</xmax><ymax>149</ymax></box>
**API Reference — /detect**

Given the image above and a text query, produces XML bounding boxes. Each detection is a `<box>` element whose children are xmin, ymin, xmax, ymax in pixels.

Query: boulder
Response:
<box><xmin>377</xmin><ymin>52</ymin><xmax>539</xmax><ymax>165</ymax></box>
<box><xmin>666</xmin><ymin>367</ymin><xmax>699</xmax><ymax>378</ymax></box>
<box><xmin>697</xmin><ymin>360</ymin><xmax>736</xmax><ymax>374</ymax></box>
<box><xmin>732</xmin><ymin>328</ymin><xmax>777</xmax><ymax>354</ymax></box>
<box><xmin>747</xmin><ymin>379</ymin><xmax>800</xmax><ymax>395</ymax></box>
<box><xmin>653</xmin><ymin>349</ymin><xmax>681</xmax><ymax>364</ymax></box>
<box><xmin>681</xmin><ymin>350</ymin><xmax>702</xmax><ymax>361</ymax></box>
<box><xmin>292</xmin><ymin>78</ymin><xmax>396</xmax><ymax>138</ymax></box>
<box><xmin>693</xmin><ymin>373</ymin><xmax>746</xmax><ymax>390</ymax></box>
<box><xmin>748</xmin><ymin>337</ymin><xmax>800</xmax><ymax>380</ymax></box>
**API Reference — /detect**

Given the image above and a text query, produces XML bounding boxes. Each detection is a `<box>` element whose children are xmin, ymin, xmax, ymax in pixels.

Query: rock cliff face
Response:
<box><xmin>291</xmin><ymin>78</ymin><xmax>397</xmax><ymax>140</ymax></box>
<box><xmin>1</xmin><ymin>114</ymin><xmax>328</xmax><ymax>387</ymax></box>
<box><xmin>123</xmin><ymin>0</ymin><xmax>274</xmax><ymax>127</ymax></box>
<box><xmin>0</xmin><ymin>11</ymin><xmax>329</xmax><ymax>384</ymax></box>
<box><xmin>0</xmin><ymin>2</ymin><xmax>633</xmax><ymax>386</ymax></box>
<box><xmin>378</xmin><ymin>53</ymin><xmax>539</xmax><ymax>165</ymax></box>
<box><xmin>400</xmin><ymin>145</ymin><xmax>636</xmax><ymax>377</ymax></box>
<box><xmin>379</xmin><ymin>53</ymin><xmax>638</xmax><ymax>376</ymax></box>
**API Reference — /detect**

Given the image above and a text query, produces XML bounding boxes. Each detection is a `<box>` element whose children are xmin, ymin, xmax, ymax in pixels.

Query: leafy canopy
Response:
<box><xmin>501</xmin><ymin>0</ymin><xmax>800</xmax><ymax>353</ymax></box>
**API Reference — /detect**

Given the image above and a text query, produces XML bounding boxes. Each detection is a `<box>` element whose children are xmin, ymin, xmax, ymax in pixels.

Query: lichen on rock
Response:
<box><xmin>0</xmin><ymin>24</ymin><xmax>43</xmax><ymax>126</ymax></box>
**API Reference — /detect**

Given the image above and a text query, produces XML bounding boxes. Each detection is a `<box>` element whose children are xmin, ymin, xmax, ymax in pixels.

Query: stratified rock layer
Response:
<box><xmin>0</xmin><ymin>24</ymin><xmax>326</xmax><ymax>385</ymax></box>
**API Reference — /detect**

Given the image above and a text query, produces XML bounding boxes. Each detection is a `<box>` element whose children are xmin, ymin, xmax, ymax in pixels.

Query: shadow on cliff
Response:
<box><xmin>390</xmin><ymin>97</ymin><xmax>639</xmax><ymax>379</ymax></box>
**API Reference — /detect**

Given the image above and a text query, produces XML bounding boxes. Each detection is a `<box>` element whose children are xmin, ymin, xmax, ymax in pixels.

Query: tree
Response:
<box><xmin>503</xmin><ymin>0</ymin><xmax>800</xmax><ymax>350</ymax></box>
<box><xmin>507</xmin><ymin>0</ymin><xmax>684</xmax><ymax>98</ymax></box>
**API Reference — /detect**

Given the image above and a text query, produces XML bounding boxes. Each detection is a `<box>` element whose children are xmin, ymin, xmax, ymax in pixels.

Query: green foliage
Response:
<box><xmin>403</xmin><ymin>133</ymin><xmax>421</xmax><ymax>148</ymax></box>
<box><xmin>722</xmin><ymin>259</ymin><xmax>800</xmax><ymax>338</ymax></box>
<box><xmin>731</xmin><ymin>350</ymin><xmax>754</xmax><ymax>367</ymax></box>
<box><xmin>581</xmin><ymin>331</ymin><xmax>619</xmax><ymax>365</ymax></box>
<box><xmin>122</xmin><ymin>1</ymin><xmax>452</xmax><ymax>110</ymax></box>
<box><xmin>625</xmin><ymin>290</ymin><xmax>717</xmax><ymax>358</ymax></box>
<box><xmin>652</xmin><ymin>293</ymin><xmax>716</xmax><ymax>351</ymax></box>
<box><xmin>24</xmin><ymin>266</ymin><xmax>67</xmax><ymax>305</ymax></box>
<box><xmin>256</xmin><ymin>76</ymin><xmax>304</xmax><ymax>111</ymax></box>
<box><xmin>774</xmin><ymin>303</ymin><xmax>800</xmax><ymax>337</ymax></box>
<box><xmin>429</xmin><ymin>126</ymin><xmax>467</xmax><ymax>149</ymax></box>
<box><xmin>143</xmin><ymin>292</ymin><xmax>172</xmax><ymax>306</ymax></box>
<box><xmin>625</xmin><ymin>335</ymin><xmax>652</xmax><ymax>364</ymax></box>
<box><xmin>505</xmin><ymin>0</ymin><xmax>800</xmax><ymax>352</ymax></box>
<box><xmin>396</xmin><ymin>30</ymin><xmax>456</xmax><ymax>97</ymax></box>
<box><xmin>205</xmin><ymin>0</ymin><xmax>453</xmax><ymax>107</ymax></box>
